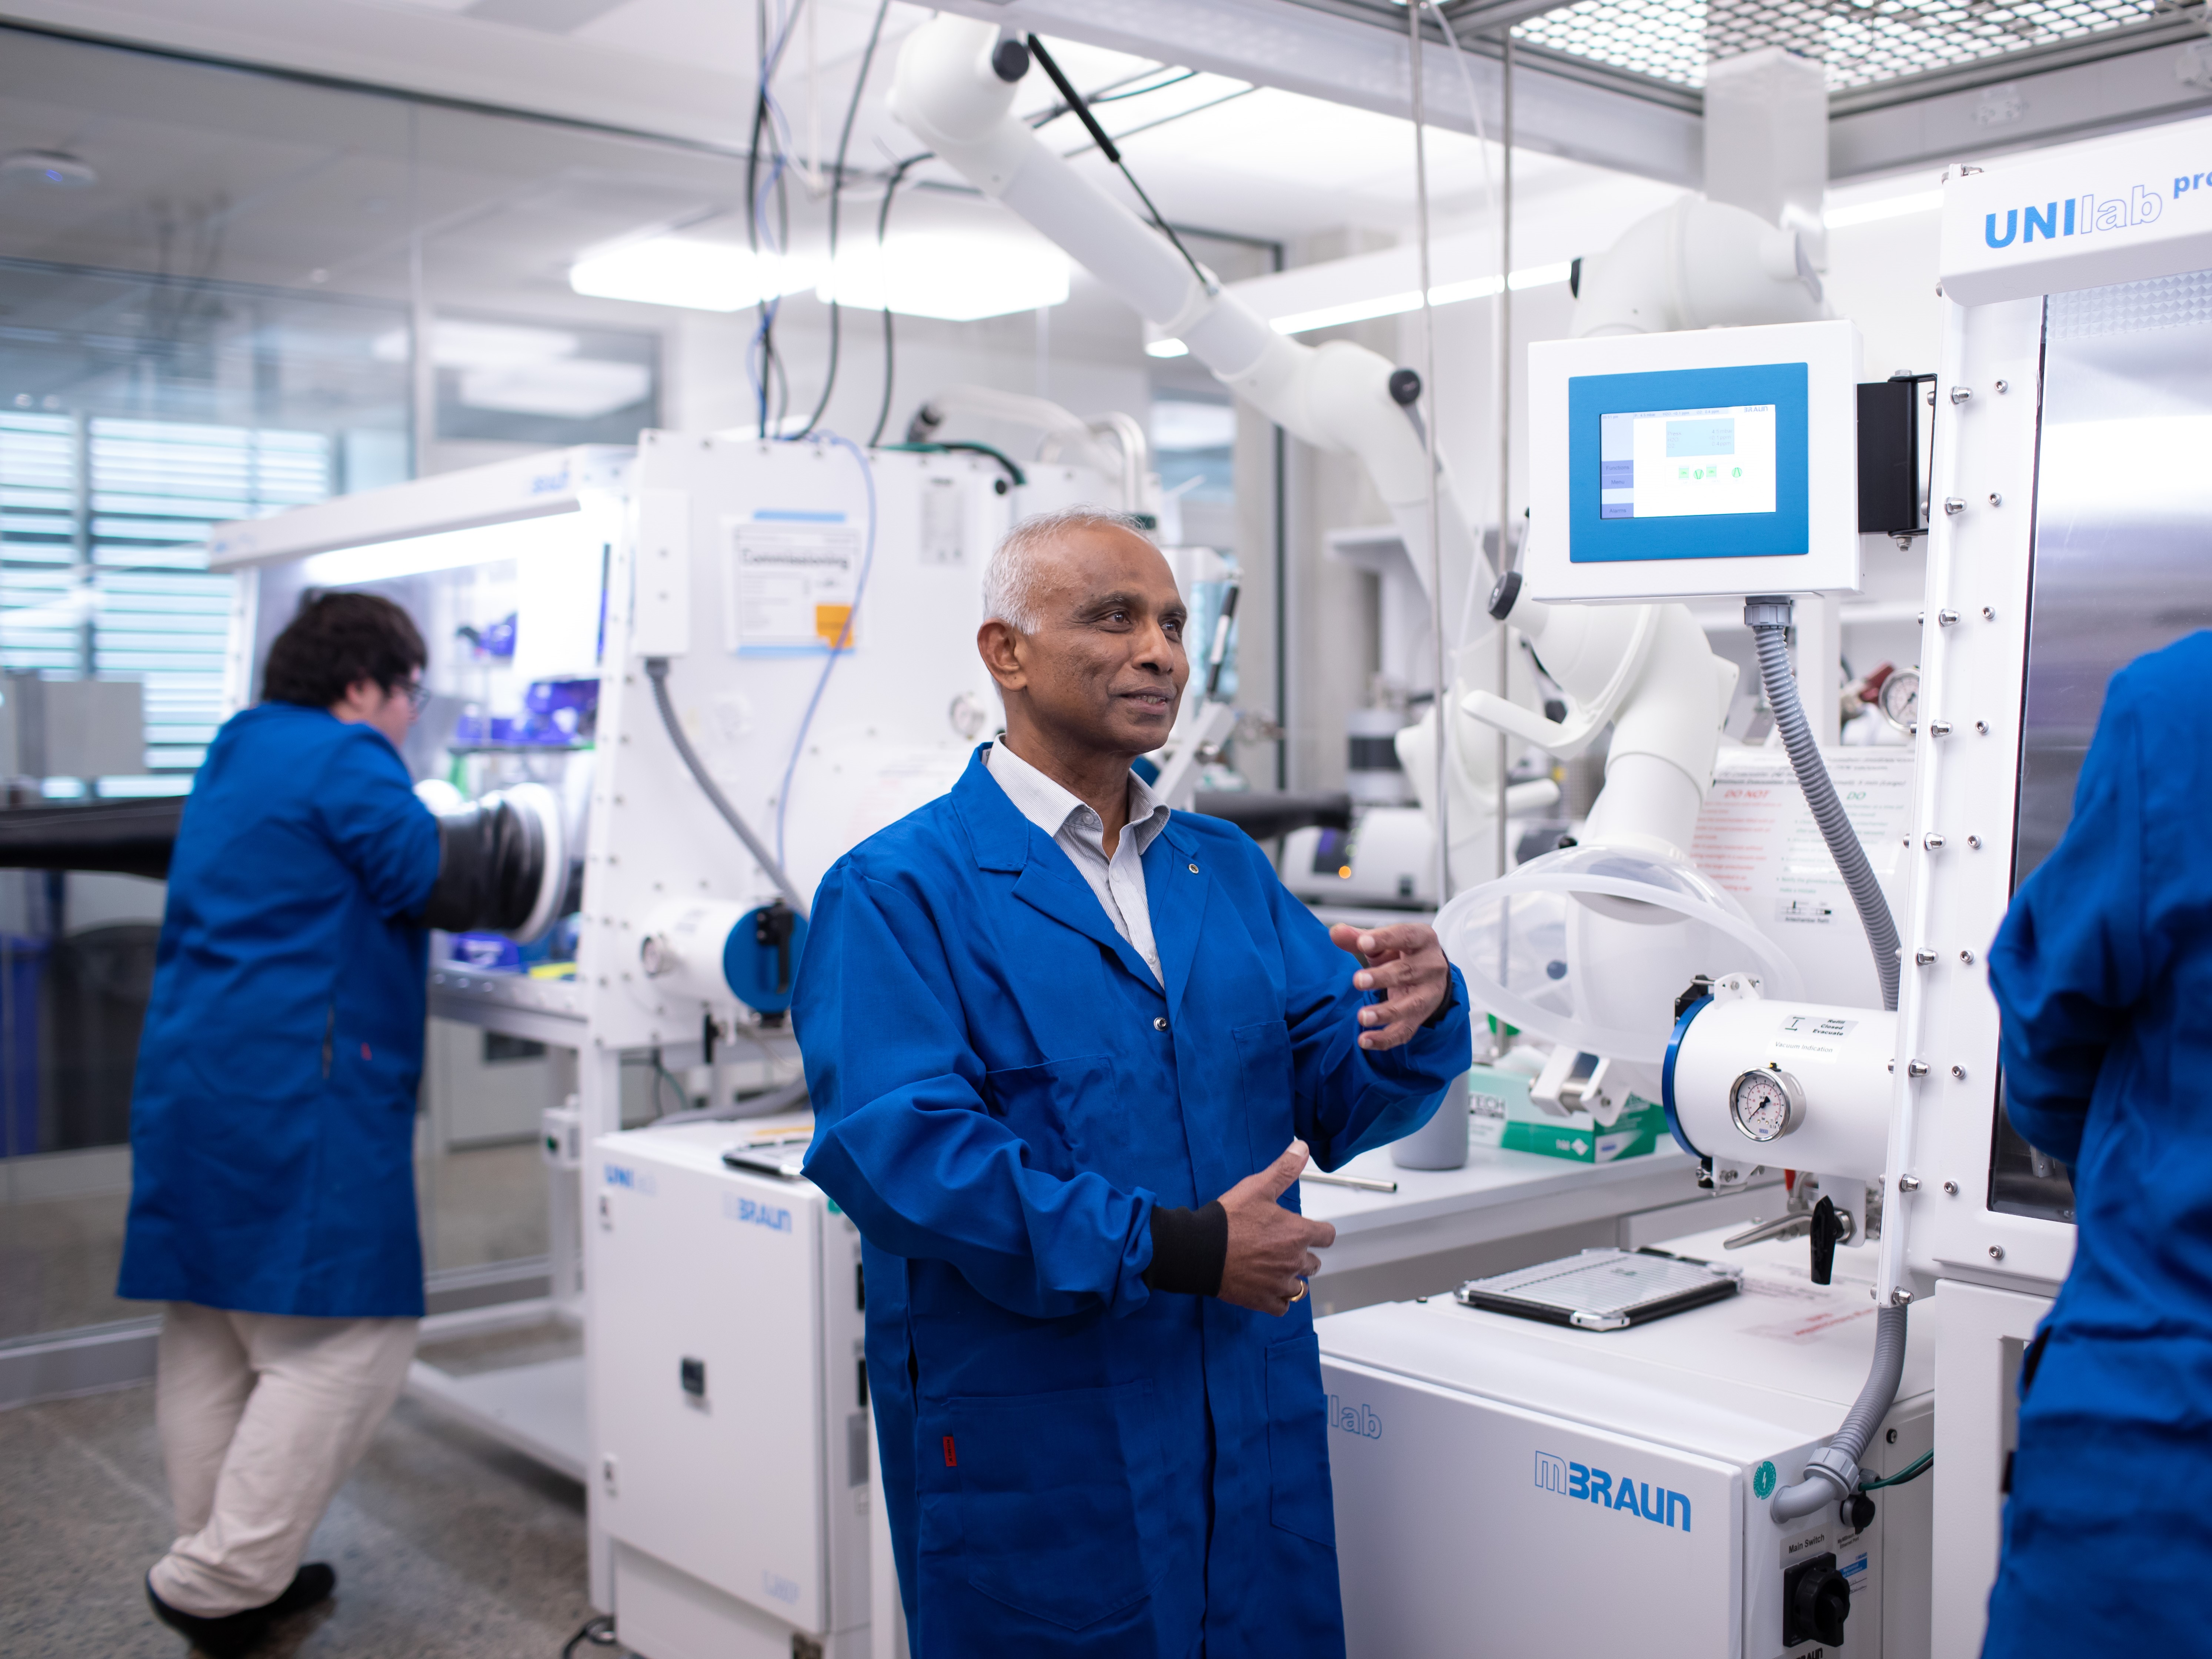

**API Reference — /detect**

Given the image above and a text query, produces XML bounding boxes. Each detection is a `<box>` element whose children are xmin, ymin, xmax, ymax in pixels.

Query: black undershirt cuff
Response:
<box><xmin>1143</xmin><ymin>1200</ymin><xmax>1228</xmax><ymax>1297</ymax></box>
<box><xmin>1423</xmin><ymin>975</ymin><xmax>1459</xmax><ymax>1029</ymax></box>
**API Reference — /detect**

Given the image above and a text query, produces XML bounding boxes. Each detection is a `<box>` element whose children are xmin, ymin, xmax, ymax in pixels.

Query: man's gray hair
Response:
<box><xmin>981</xmin><ymin>507</ymin><xmax>1152</xmax><ymax>634</ymax></box>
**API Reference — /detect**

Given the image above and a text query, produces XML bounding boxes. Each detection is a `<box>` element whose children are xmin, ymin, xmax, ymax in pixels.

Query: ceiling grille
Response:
<box><xmin>1509</xmin><ymin>0</ymin><xmax>2169</xmax><ymax>91</ymax></box>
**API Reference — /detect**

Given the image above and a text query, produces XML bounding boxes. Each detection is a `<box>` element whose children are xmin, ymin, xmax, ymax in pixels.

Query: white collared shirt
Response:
<box><xmin>985</xmin><ymin>740</ymin><xmax>1171</xmax><ymax>988</ymax></box>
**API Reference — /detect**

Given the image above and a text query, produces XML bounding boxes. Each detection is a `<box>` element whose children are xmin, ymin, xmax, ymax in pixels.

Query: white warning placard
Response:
<box><xmin>725</xmin><ymin>517</ymin><xmax>863</xmax><ymax>651</ymax></box>
<box><xmin>1691</xmin><ymin>748</ymin><xmax>1917</xmax><ymax>1007</ymax></box>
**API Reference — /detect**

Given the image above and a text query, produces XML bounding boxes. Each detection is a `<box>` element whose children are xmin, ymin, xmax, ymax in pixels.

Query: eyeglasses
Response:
<box><xmin>399</xmin><ymin>679</ymin><xmax>431</xmax><ymax>715</ymax></box>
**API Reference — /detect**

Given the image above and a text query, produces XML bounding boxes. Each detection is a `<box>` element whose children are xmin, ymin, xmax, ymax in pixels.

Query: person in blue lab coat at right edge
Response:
<box><xmin>118</xmin><ymin>592</ymin><xmax>443</xmax><ymax>1657</ymax></box>
<box><xmin>1981</xmin><ymin>630</ymin><xmax>2212</xmax><ymax>1656</ymax></box>
<box><xmin>794</xmin><ymin>508</ymin><xmax>1472</xmax><ymax>1658</ymax></box>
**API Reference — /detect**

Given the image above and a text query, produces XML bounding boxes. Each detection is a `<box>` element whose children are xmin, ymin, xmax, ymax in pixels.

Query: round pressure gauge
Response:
<box><xmin>1728</xmin><ymin>1069</ymin><xmax>1805</xmax><ymax>1143</ymax></box>
<box><xmin>1878</xmin><ymin>667</ymin><xmax>1921</xmax><ymax>732</ymax></box>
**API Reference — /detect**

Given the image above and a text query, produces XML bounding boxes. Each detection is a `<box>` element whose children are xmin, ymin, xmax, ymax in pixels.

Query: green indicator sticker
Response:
<box><xmin>1753</xmin><ymin>1461</ymin><xmax>1778</xmax><ymax>1499</ymax></box>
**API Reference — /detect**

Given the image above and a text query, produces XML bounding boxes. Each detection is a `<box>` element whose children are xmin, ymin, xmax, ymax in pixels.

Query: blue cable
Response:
<box><xmin>772</xmin><ymin>432</ymin><xmax>877</xmax><ymax>871</ymax></box>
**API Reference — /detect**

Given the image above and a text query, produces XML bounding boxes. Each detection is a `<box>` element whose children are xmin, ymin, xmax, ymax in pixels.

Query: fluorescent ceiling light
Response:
<box><xmin>1824</xmin><ymin>190</ymin><xmax>1945</xmax><ymax>229</ymax></box>
<box><xmin>571</xmin><ymin>238</ymin><xmax>814</xmax><ymax>312</ymax></box>
<box><xmin>459</xmin><ymin>360</ymin><xmax>650</xmax><ymax>420</ymax></box>
<box><xmin>819</xmin><ymin>236</ymin><xmax>1070</xmax><ymax>322</ymax></box>
<box><xmin>1146</xmin><ymin>261</ymin><xmax>1574</xmax><ymax>356</ymax></box>
<box><xmin>1270</xmin><ymin>290</ymin><xmax>1425</xmax><ymax>335</ymax></box>
<box><xmin>373</xmin><ymin>319</ymin><xmax>583</xmax><ymax>368</ymax></box>
<box><xmin>434</xmin><ymin>320</ymin><xmax>581</xmax><ymax>368</ymax></box>
<box><xmin>302</xmin><ymin>512</ymin><xmax>581</xmax><ymax>587</ymax></box>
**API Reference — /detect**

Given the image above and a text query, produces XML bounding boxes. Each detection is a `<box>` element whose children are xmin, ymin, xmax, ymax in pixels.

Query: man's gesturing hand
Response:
<box><xmin>1331</xmin><ymin>921</ymin><xmax>1452</xmax><ymax>1050</ymax></box>
<box><xmin>1217</xmin><ymin>1139</ymin><xmax>1336</xmax><ymax>1315</ymax></box>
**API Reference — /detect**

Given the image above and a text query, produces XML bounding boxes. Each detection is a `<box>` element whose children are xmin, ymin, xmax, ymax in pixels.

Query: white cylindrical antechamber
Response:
<box><xmin>637</xmin><ymin>899</ymin><xmax>750</xmax><ymax>1007</ymax></box>
<box><xmin>1668</xmin><ymin>997</ymin><xmax>1896</xmax><ymax>1178</ymax></box>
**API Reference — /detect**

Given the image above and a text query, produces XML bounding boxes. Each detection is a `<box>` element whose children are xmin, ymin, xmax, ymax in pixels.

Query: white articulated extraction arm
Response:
<box><xmin>890</xmin><ymin>17</ymin><xmax>1485</xmax><ymax>636</ymax></box>
<box><xmin>887</xmin><ymin>14</ymin><xmax>1737</xmax><ymax>880</ymax></box>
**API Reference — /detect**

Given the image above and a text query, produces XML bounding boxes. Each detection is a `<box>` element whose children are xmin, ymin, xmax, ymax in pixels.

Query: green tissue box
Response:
<box><xmin>1465</xmin><ymin>1062</ymin><xmax>1669</xmax><ymax>1164</ymax></box>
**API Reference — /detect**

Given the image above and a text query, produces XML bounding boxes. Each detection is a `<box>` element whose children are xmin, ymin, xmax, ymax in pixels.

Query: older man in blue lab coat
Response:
<box><xmin>118</xmin><ymin>591</ymin><xmax>441</xmax><ymax>1657</ymax></box>
<box><xmin>795</xmin><ymin>507</ymin><xmax>1472</xmax><ymax>1658</ymax></box>
<box><xmin>1981</xmin><ymin>630</ymin><xmax>2212</xmax><ymax>1656</ymax></box>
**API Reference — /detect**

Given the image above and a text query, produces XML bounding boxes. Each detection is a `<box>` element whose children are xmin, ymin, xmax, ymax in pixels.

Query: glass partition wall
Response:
<box><xmin>0</xmin><ymin>26</ymin><xmax>720</xmax><ymax>1352</ymax></box>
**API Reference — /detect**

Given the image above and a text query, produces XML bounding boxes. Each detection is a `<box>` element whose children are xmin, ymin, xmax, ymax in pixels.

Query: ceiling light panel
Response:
<box><xmin>570</xmin><ymin>238</ymin><xmax>814</xmax><ymax>311</ymax></box>
<box><xmin>818</xmin><ymin>236</ymin><xmax>1071</xmax><ymax>321</ymax></box>
<box><xmin>1118</xmin><ymin>86</ymin><xmax>1491</xmax><ymax>198</ymax></box>
<box><xmin>1509</xmin><ymin>0</ymin><xmax>2164</xmax><ymax>92</ymax></box>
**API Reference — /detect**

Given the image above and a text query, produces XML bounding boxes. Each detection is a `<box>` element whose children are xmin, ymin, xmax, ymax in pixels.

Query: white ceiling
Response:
<box><xmin>3</xmin><ymin>0</ymin><xmax>1620</xmax><ymax>252</ymax></box>
<box><xmin>0</xmin><ymin>0</ymin><xmax>1748</xmax><ymax>410</ymax></box>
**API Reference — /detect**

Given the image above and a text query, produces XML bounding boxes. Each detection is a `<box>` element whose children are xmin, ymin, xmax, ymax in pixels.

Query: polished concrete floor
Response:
<box><xmin>0</xmin><ymin>1380</ymin><xmax>602</xmax><ymax>1658</ymax></box>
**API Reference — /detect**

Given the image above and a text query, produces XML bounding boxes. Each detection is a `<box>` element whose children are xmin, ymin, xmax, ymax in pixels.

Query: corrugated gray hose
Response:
<box><xmin>645</xmin><ymin>657</ymin><xmax>808</xmax><ymax>918</ymax></box>
<box><xmin>1771</xmin><ymin>1305</ymin><xmax>1908</xmax><ymax>1520</ymax></box>
<box><xmin>1746</xmin><ymin>600</ymin><xmax>1900</xmax><ymax>1014</ymax></box>
<box><xmin>1745</xmin><ymin>597</ymin><xmax>1908</xmax><ymax>1523</ymax></box>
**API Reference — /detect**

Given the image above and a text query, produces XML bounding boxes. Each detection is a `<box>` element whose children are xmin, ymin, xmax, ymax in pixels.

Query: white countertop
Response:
<box><xmin>1300</xmin><ymin>1143</ymin><xmax>1782</xmax><ymax>1275</ymax></box>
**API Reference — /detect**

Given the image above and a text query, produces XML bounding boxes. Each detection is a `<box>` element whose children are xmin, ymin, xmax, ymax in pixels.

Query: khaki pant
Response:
<box><xmin>148</xmin><ymin>1302</ymin><xmax>418</xmax><ymax>1617</ymax></box>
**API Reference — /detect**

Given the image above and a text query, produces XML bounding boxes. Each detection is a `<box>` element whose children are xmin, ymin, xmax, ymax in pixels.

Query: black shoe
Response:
<box><xmin>268</xmin><ymin>1564</ymin><xmax>337</xmax><ymax>1617</ymax></box>
<box><xmin>146</xmin><ymin>1565</ymin><xmax>336</xmax><ymax>1656</ymax></box>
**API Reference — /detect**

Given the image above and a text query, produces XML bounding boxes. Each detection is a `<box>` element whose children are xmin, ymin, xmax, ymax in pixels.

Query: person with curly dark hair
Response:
<box><xmin>118</xmin><ymin>589</ymin><xmax>442</xmax><ymax>1656</ymax></box>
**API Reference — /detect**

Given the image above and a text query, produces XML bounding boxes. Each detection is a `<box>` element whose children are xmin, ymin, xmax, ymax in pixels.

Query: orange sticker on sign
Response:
<box><xmin>815</xmin><ymin>603</ymin><xmax>855</xmax><ymax>650</ymax></box>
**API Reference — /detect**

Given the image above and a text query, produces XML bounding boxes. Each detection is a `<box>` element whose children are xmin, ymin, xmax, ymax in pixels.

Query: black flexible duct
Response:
<box><xmin>644</xmin><ymin>658</ymin><xmax>808</xmax><ymax>917</ymax></box>
<box><xmin>420</xmin><ymin>792</ymin><xmax>547</xmax><ymax>934</ymax></box>
<box><xmin>1746</xmin><ymin>598</ymin><xmax>1901</xmax><ymax>1012</ymax></box>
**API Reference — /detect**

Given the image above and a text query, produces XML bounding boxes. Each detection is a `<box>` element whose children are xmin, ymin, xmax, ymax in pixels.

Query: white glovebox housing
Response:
<box><xmin>1319</xmin><ymin>1227</ymin><xmax>1934</xmax><ymax>1659</ymax></box>
<box><xmin>1523</xmin><ymin>318</ymin><xmax>1862</xmax><ymax>604</ymax></box>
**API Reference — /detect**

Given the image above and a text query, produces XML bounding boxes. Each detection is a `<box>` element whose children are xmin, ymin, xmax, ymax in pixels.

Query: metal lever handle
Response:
<box><xmin>1723</xmin><ymin>1214</ymin><xmax>1814</xmax><ymax>1250</ymax></box>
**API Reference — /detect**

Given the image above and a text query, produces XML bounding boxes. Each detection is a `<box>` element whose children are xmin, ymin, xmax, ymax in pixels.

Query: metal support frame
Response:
<box><xmin>937</xmin><ymin>0</ymin><xmax>2212</xmax><ymax>191</ymax></box>
<box><xmin>1829</xmin><ymin>25</ymin><xmax>2212</xmax><ymax>178</ymax></box>
<box><xmin>931</xmin><ymin>0</ymin><xmax>1703</xmax><ymax>186</ymax></box>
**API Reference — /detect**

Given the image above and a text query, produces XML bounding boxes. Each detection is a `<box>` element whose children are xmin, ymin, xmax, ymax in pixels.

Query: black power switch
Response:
<box><xmin>680</xmin><ymin>1356</ymin><xmax>706</xmax><ymax>1398</ymax></box>
<box><xmin>1783</xmin><ymin>1551</ymin><xmax>1852</xmax><ymax>1649</ymax></box>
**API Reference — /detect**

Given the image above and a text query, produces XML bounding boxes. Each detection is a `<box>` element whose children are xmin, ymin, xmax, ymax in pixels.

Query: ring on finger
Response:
<box><xmin>1288</xmin><ymin>1281</ymin><xmax>1308</xmax><ymax>1303</ymax></box>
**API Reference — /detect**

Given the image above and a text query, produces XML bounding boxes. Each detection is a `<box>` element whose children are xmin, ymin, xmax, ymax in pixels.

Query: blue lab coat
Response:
<box><xmin>1982</xmin><ymin>632</ymin><xmax>2212</xmax><ymax>1655</ymax></box>
<box><xmin>118</xmin><ymin>702</ymin><xmax>442</xmax><ymax>1319</ymax></box>
<box><xmin>796</xmin><ymin>746</ymin><xmax>1471</xmax><ymax>1659</ymax></box>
